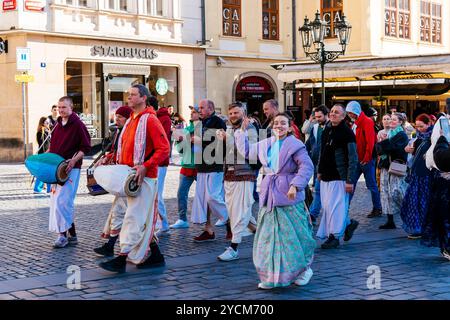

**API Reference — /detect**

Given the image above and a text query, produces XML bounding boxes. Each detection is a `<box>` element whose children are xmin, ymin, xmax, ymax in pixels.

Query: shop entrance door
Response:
<box><xmin>235</xmin><ymin>76</ymin><xmax>275</xmax><ymax>122</ymax></box>
<box><xmin>105</xmin><ymin>74</ymin><xmax>144</xmax><ymax>126</ymax></box>
<box><xmin>102</xmin><ymin>63</ymin><xmax>151</xmax><ymax>136</ymax></box>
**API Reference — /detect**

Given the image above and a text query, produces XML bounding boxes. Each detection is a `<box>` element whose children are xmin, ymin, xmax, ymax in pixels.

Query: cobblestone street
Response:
<box><xmin>0</xmin><ymin>159</ymin><xmax>449</xmax><ymax>301</ymax></box>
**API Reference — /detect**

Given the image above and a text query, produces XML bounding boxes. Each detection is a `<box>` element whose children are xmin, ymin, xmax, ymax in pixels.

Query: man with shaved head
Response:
<box><xmin>316</xmin><ymin>104</ymin><xmax>359</xmax><ymax>249</ymax></box>
<box><xmin>191</xmin><ymin>99</ymin><xmax>230</xmax><ymax>242</ymax></box>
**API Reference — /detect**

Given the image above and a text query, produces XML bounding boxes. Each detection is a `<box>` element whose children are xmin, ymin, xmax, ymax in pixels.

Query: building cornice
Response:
<box><xmin>206</xmin><ymin>52</ymin><xmax>292</xmax><ymax>61</ymax></box>
<box><xmin>0</xmin><ymin>29</ymin><xmax>204</xmax><ymax>50</ymax></box>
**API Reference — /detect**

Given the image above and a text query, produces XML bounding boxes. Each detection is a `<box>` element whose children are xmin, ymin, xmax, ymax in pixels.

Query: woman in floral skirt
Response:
<box><xmin>236</xmin><ymin>113</ymin><xmax>315</xmax><ymax>290</ymax></box>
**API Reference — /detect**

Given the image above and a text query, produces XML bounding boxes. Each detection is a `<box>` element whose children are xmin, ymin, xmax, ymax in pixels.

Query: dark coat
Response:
<box><xmin>195</xmin><ymin>113</ymin><xmax>227</xmax><ymax>173</ymax></box>
<box><xmin>376</xmin><ymin>130</ymin><xmax>409</xmax><ymax>169</ymax></box>
<box><xmin>434</xmin><ymin>136</ymin><xmax>450</xmax><ymax>172</ymax></box>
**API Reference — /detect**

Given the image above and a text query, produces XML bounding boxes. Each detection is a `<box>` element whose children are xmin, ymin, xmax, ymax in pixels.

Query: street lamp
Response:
<box><xmin>299</xmin><ymin>10</ymin><xmax>352</xmax><ymax>105</ymax></box>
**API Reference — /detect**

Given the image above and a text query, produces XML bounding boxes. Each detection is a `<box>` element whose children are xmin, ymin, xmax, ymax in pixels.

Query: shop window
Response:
<box><xmin>321</xmin><ymin>0</ymin><xmax>343</xmax><ymax>39</ymax></box>
<box><xmin>66</xmin><ymin>61</ymin><xmax>103</xmax><ymax>140</ymax></box>
<box><xmin>148</xmin><ymin>66</ymin><xmax>179</xmax><ymax>111</ymax></box>
<box><xmin>223</xmin><ymin>0</ymin><xmax>242</xmax><ymax>37</ymax></box>
<box><xmin>385</xmin><ymin>0</ymin><xmax>410</xmax><ymax>39</ymax></box>
<box><xmin>262</xmin><ymin>0</ymin><xmax>279</xmax><ymax>40</ymax></box>
<box><xmin>420</xmin><ymin>1</ymin><xmax>441</xmax><ymax>43</ymax></box>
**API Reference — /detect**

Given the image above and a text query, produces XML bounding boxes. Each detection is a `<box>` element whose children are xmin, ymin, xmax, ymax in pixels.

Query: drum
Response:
<box><xmin>93</xmin><ymin>165</ymin><xmax>141</xmax><ymax>197</ymax></box>
<box><xmin>25</xmin><ymin>153</ymin><xmax>69</xmax><ymax>185</ymax></box>
<box><xmin>86</xmin><ymin>153</ymin><xmax>109</xmax><ymax>196</ymax></box>
<box><xmin>86</xmin><ymin>166</ymin><xmax>108</xmax><ymax>196</ymax></box>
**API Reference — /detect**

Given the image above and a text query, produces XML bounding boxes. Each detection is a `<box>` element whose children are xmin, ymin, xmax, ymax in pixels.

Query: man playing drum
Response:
<box><xmin>99</xmin><ymin>84</ymin><xmax>170</xmax><ymax>273</ymax></box>
<box><xmin>48</xmin><ymin>96</ymin><xmax>91</xmax><ymax>248</ymax></box>
<box><xmin>93</xmin><ymin>106</ymin><xmax>132</xmax><ymax>256</ymax></box>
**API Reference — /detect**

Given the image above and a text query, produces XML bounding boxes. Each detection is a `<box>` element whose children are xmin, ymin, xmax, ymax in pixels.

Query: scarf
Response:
<box><xmin>388</xmin><ymin>125</ymin><xmax>404</xmax><ymax>139</ymax></box>
<box><xmin>267</xmin><ymin>138</ymin><xmax>285</xmax><ymax>172</ymax></box>
<box><xmin>380</xmin><ymin>126</ymin><xmax>404</xmax><ymax>162</ymax></box>
<box><xmin>416</xmin><ymin>125</ymin><xmax>433</xmax><ymax>140</ymax></box>
<box><xmin>116</xmin><ymin>113</ymin><xmax>150</xmax><ymax>166</ymax></box>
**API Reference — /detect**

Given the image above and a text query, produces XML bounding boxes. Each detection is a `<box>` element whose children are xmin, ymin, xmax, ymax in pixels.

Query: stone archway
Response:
<box><xmin>232</xmin><ymin>72</ymin><xmax>277</xmax><ymax>120</ymax></box>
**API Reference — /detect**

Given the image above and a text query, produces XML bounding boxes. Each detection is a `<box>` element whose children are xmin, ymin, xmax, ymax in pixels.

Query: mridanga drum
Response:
<box><xmin>25</xmin><ymin>153</ymin><xmax>69</xmax><ymax>185</ymax></box>
<box><xmin>86</xmin><ymin>153</ymin><xmax>109</xmax><ymax>196</ymax></box>
<box><xmin>93</xmin><ymin>165</ymin><xmax>141</xmax><ymax>197</ymax></box>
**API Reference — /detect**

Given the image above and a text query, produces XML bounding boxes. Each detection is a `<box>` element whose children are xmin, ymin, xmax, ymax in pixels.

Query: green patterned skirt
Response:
<box><xmin>253</xmin><ymin>202</ymin><xmax>316</xmax><ymax>288</ymax></box>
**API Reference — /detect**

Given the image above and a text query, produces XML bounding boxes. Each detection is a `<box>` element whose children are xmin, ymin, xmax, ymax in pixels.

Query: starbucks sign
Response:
<box><xmin>156</xmin><ymin>78</ymin><xmax>169</xmax><ymax>95</ymax></box>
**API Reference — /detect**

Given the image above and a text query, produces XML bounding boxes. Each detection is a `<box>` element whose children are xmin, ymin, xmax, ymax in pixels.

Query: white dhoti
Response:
<box><xmin>191</xmin><ymin>172</ymin><xmax>228</xmax><ymax>224</ymax></box>
<box><xmin>224</xmin><ymin>181</ymin><xmax>254</xmax><ymax>244</ymax></box>
<box><xmin>101</xmin><ymin>196</ymin><xmax>127</xmax><ymax>239</ymax></box>
<box><xmin>316</xmin><ymin>180</ymin><xmax>350</xmax><ymax>240</ymax></box>
<box><xmin>49</xmin><ymin>168</ymin><xmax>81</xmax><ymax>233</ymax></box>
<box><xmin>119</xmin><ymin>177</ymin><xmax>158</xmax><ymax>264</ymax></box>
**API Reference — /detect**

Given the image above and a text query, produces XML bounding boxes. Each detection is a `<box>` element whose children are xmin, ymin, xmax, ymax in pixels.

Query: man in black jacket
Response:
<box><xmin>192</xmin><ymin>99</ymin><xmax>230</xmax><ymax>242</ymax></box>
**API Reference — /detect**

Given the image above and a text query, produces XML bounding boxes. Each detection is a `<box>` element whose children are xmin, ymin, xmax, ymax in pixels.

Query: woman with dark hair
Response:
<box><xmin>33</xmin><ymin>117</ymin><xmax>52</xmax><ymax>193</ymax></box>
<box><xmin>400</xmin><ymin>114</ymin><xmax>434</xmax><ymax>239</ymax></box>
<box><xmin>173</xmin><ymin>112</ymin><xmax>186</xmax><ymax>129</ymax></box>
<box><xmin>236</xmin><ymin>113</ymin><xmax>315</xmax><ymax>289</ymax></box>
<box><xmin>376</xmin><ymin>112</ymin><xmax>409</xmax><ymax>229</ymax></box>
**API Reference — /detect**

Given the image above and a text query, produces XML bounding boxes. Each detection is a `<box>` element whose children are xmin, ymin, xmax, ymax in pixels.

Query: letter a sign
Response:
<box><xmin>16</xmin><ymin>47</ymin><xmax>31</xmax><ymax>71</ymax></box>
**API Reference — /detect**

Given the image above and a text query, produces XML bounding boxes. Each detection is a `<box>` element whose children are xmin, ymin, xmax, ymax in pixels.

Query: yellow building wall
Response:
<box><xmin>205</xmin><ymin>0</ymin><xmax>295</xmax><ymax>112</ymax></box>
<box><xmin>0</xmin><ymin>35</ymin><xmax>30</xmax><ymax>162</ymax></box>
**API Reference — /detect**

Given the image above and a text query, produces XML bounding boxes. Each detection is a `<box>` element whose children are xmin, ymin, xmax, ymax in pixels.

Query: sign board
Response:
<box><xmin>16</xmin><ymin>47</ymin><xmax>31</xmax><ymax>71</ymax></box>
<box><xmin>24</xmin><ymin>0</ymin><xmax>45</xmax><ymax>11</ymax></box>
<box><xmin>156</xmin><ymin>78</ymin><xmax>169</xmax><ymax>95</ymax></box>
<box><xmin>15</xmin><ymin>74</ymin><xmax>34</xmax><ymax>83</ymax></box>
<box><xmin>236</xmin><ymin>76</ymin><xmax>273</xmax><ymax>93</ymax></box>
<box><xmin>91</xmin><ymin>45</ymin><xmax>158</xmax><ymax>60</ymax></box>
<box><xmin>3</xmin><ymin>0</ymin><xmax>17</xmax><ymax>11</ymax></box>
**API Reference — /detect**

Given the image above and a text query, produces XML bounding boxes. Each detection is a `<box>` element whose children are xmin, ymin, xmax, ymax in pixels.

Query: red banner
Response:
<box><xmin>3</xmin><ymin>0</ymin><xmax>17</xmax><ymax>11</ymax></box>
<box><xmin>236</xmin><ymin>76</ymin><xmax>273</xmax><ymax>93</ymax></box>
<box><xmin>24</xmin><ymin>0</ymin><xmax>45</xmax><ymax>11</ymax></box>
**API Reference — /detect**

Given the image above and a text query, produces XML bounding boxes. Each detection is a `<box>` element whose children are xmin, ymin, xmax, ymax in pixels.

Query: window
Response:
<box><xmin>420</xmin><ymin>1</ymin><xmax>442</xmax><ymax>43</ymax></box>
<box><xmin>119</xmin><ymin>0</ymin><xmax>127</xmax><ymax>11</ymax></box>
<box><xmin>262</xmin><ymin>0</ymin><xmax>279</xmax><ymax>40</ymax></box>
<box><xmin>321</xmin><ymin>0</ymin><xmax>343</xmax><ymax>39</ymax></box>
<box><xmin>223</xmin><ymin>0</ymin><xmax>241</xmax><ymax>37</ymax></box>
<box><xmin>385</xmin><ymin>0</ymin><xmax>410</xmax><ymax>39</ymax></box>
<box><xmin>66</xmin><ymin>61</ymin><xmax>103</xmax><ymax>139</ymax></box>
<box><xmin>107</xmin><ymin>0</ymin><xmax>131</xmax><ymax>12</ymax></box>
<box><xmin>63</xmin><ymin>0</ymin><xmax>89</xmax><ymax>7</ymax></box>
<box><xmin>147</xmin><ymin>0</ymin><xmax>163</xmax><ymax>16</ymax></box>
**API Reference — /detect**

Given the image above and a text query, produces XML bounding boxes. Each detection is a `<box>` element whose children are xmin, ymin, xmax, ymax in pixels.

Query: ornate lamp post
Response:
<box><xmin>299</xmin><ymin>11</ymin><xmax>352</xmax><ymax>105</ymax></box>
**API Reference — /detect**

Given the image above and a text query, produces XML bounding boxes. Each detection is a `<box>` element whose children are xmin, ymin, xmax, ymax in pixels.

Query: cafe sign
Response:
<box><xmin>91</xmin><ymin>45</ymin><xmax>158</xmax><ymax>60</ymax></box>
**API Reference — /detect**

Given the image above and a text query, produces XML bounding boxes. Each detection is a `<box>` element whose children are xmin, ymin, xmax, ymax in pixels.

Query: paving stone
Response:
<box><xmin>28</xmin><ymin>288</ymin><xmax>54</xmax><ymax>296</ymax></box>
<box><xmin>0</xmin><ymin>164</ymin><xmax>449</xmax><ymax>300</ymax></box>
<box><xmin>10</xmin><ymin>291</ymin><xmax>36</xmax><ymax>299</ymax></box>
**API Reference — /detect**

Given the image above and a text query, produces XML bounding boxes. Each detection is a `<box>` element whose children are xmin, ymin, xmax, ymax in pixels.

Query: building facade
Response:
<box><xmin>204</xmin><ymin>0</ymin><xmax>297</xmax><ymax>119</ymax></box>
<box><xmin>0</xmin><ymin>0</ymin><xmax>205</xmax><ymax>161</ymax></box>
<box><xmin>277</xmin><ymin>0</ymin><xmax>450</xmax><ymax>120</ymax></box>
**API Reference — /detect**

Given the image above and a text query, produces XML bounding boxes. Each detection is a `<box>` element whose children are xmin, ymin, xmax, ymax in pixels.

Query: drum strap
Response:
<box><xmin>36</xmin><ymin>123</ymin><xmax>58</xmax><ymax>154</ymax></box>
